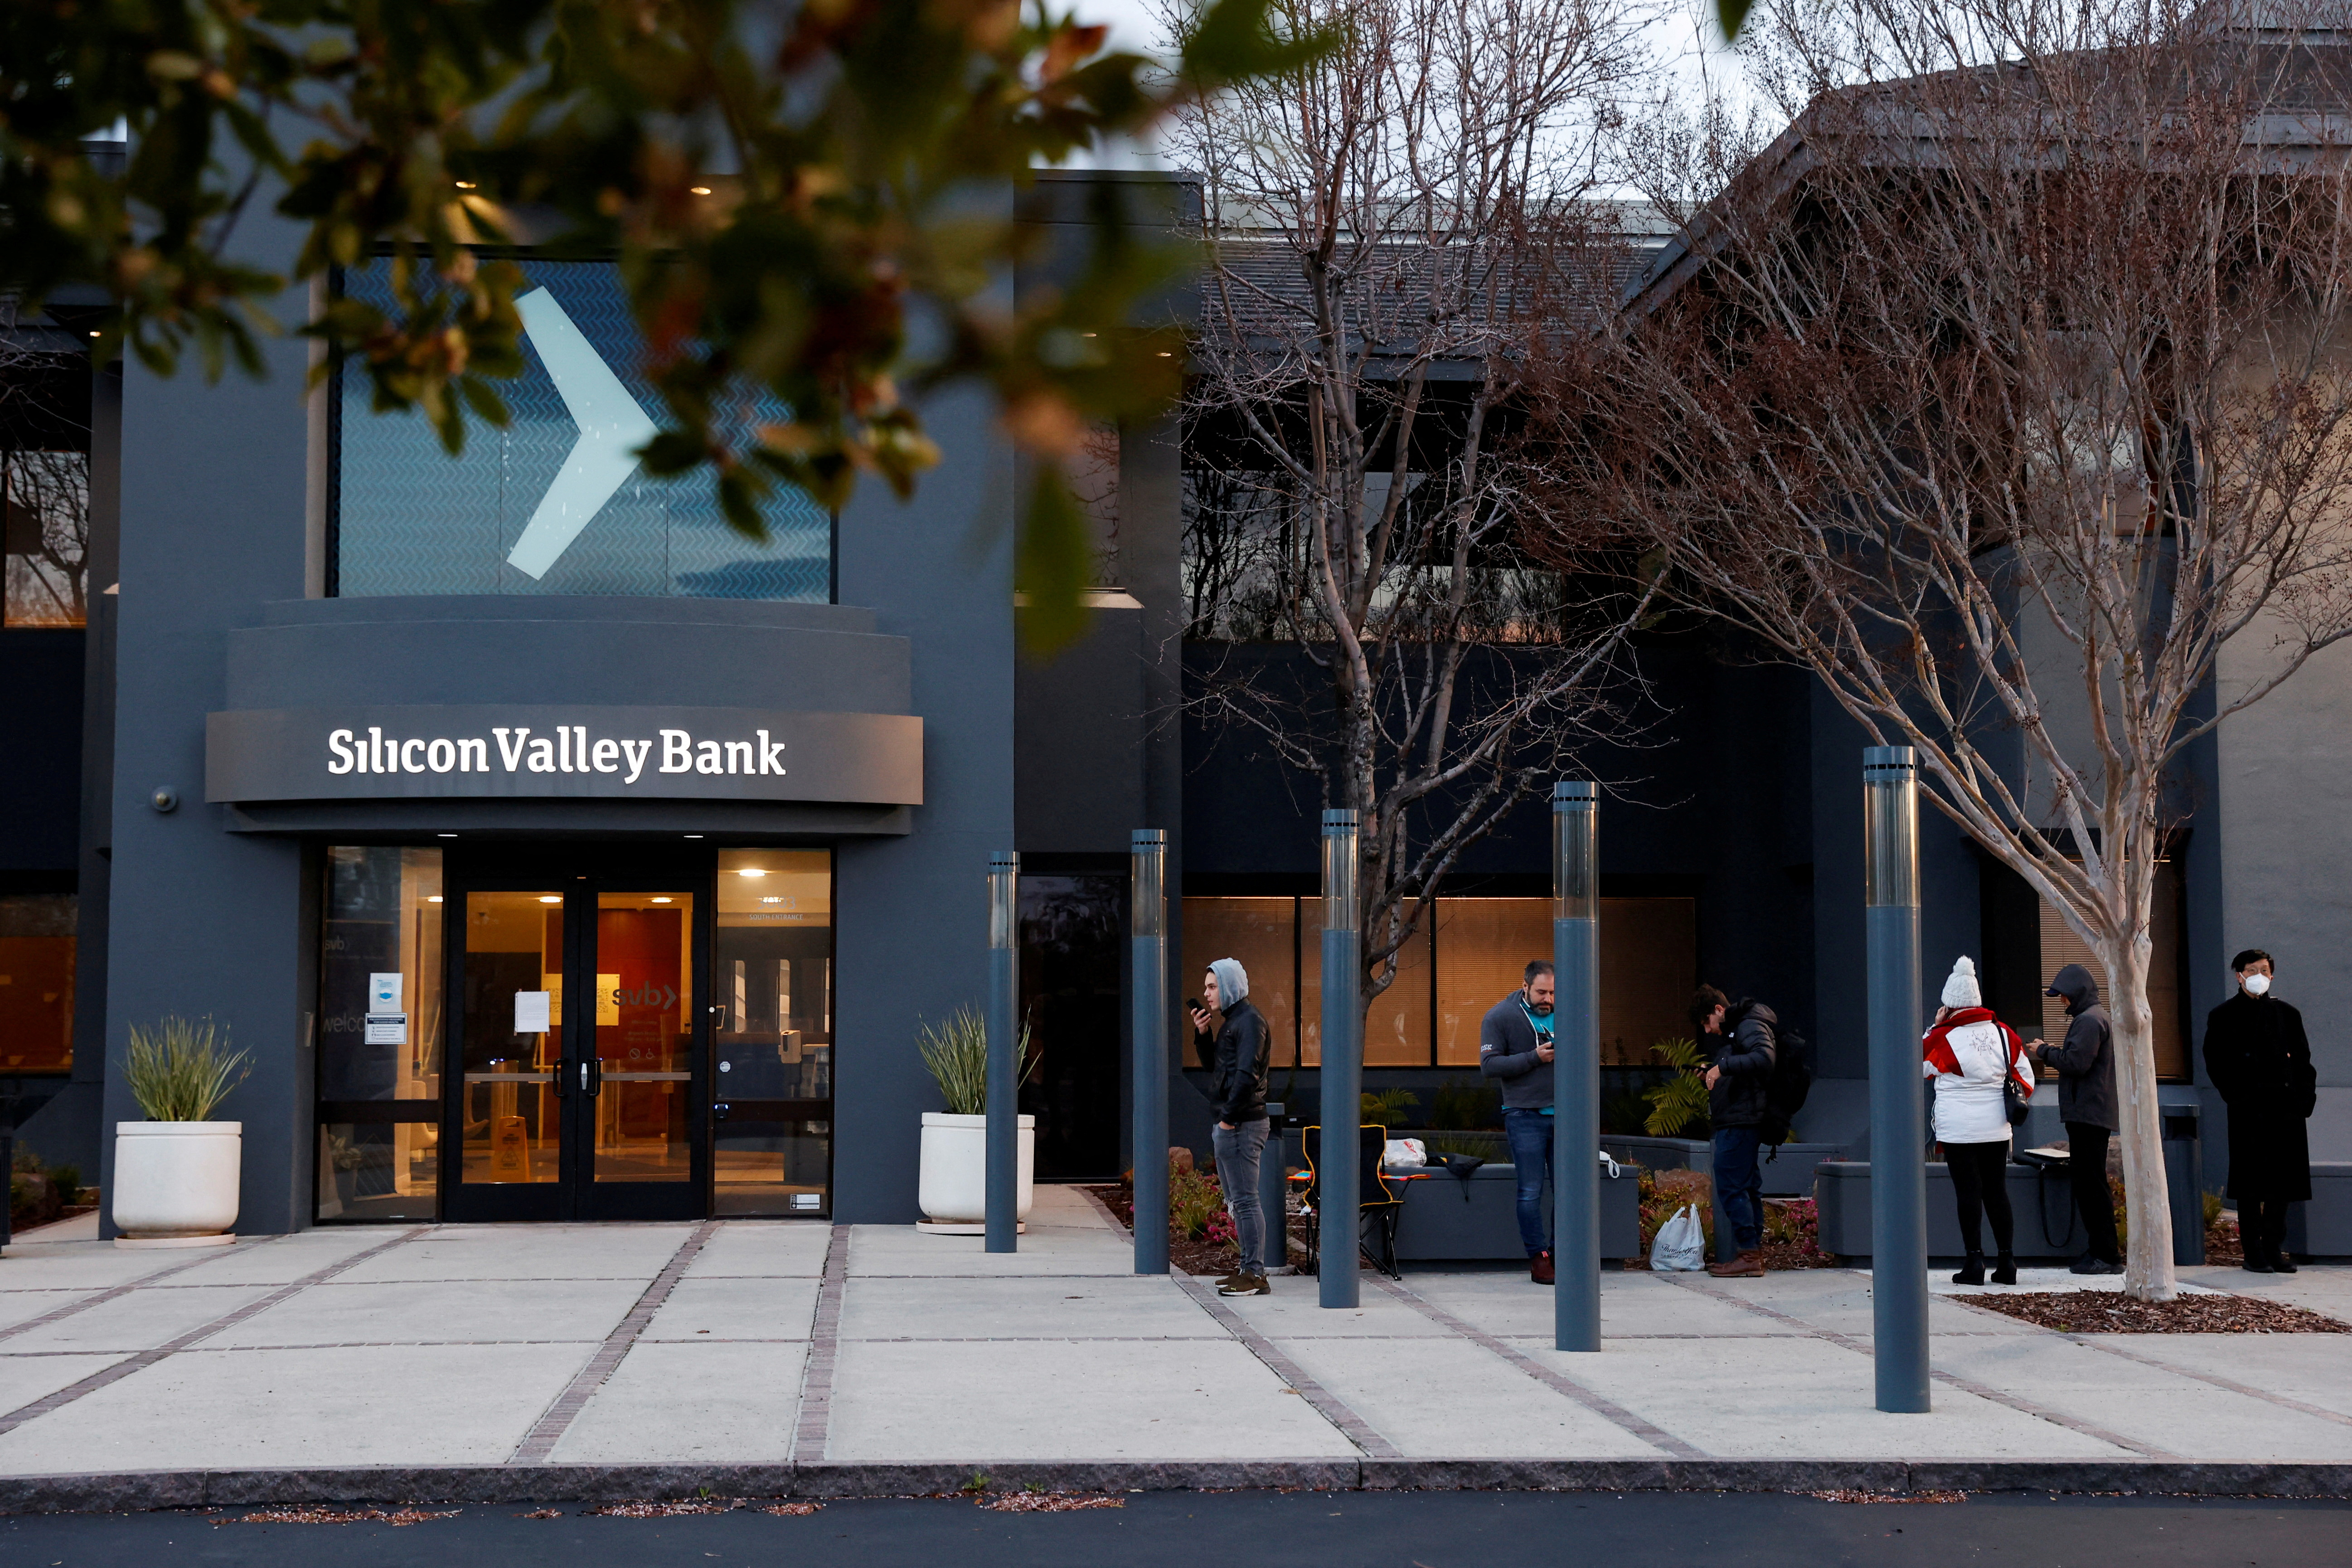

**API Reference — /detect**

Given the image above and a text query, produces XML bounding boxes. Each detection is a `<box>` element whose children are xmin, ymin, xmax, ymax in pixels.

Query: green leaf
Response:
<box><xmin>1182</xmin><ymin>0</ymin><xmax>1337</xmax><ymax>86</ymax></box>
<box><xmin>1717</xmin><ymin>0</ymin><xmax>1752</xmax><ymax>42</ymax></box>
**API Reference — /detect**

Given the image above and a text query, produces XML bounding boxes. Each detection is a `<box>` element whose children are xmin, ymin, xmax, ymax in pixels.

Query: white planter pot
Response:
<box><xmin>112</xmin><ymin>1121</ymin><xmax>242</xmax><ymax>1248</ymax></box>
<box><xmin>917</xmin><ymin>1112</ymin><xmax>1034</xmax><ymax>1233</ymax></box>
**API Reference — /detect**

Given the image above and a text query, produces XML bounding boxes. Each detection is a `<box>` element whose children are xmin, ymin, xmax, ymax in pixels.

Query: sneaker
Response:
<box><xmin>2069</xmin><ymin>1254</ymin><xmax>2123</xmax><ymax>1276</ymax></box>
<box><xmin>1217</xmin><ymin>1272</ymin><xmax>1271</xmax><ymax>1296</ymax></box>
<box><xmin>1213</xmin><ymin>1271</ymin><xmax>1247</xmax><ymax>1290</ymax></box>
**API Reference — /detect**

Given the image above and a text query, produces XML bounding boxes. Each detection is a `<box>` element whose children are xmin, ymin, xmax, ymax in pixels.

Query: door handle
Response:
<box><xmin>585</xmin><ymin>1058</ymin><xmax>602</xmax><ymax>1098</ymax></box>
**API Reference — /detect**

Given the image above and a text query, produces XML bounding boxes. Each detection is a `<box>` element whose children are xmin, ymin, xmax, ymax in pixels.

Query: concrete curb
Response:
<box><xmin>0</xmin><ymin>1458</ymin><xmax>2347</xmax><ymax>1512</ymax></box>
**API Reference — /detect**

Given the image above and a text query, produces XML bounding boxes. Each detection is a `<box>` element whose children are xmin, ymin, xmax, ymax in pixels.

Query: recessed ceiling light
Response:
<box><xmin>454</xmin><ymin>180</ymin><xmax>477</xmax><ymax>189</ymax></box>
<box><xmin>427</xmin><ymin>895</ymin><xmax>445</xmax><ymax>903</ymax></box>
<box><xmin>538</xmin><ymin>895</ymin><xmax>563</xmax><ymax>904</ymax></box>
<box><xmin>736</xmin><ymin>868</ymin><xmax>767</xmax><ymax>878</ymax></box>
<box><xmin>651</xmin><ymin>897</ymin><xmax>673</xmax><ymax>903</ymax></box>
<box><xmin>88</xmin><ymin>330</ymin><xmax>101</xmax><ymax>338</ymax></box>
<box><xmin>684</xmin><ymin>834</ymin><xmax>703</xmax><ymax>839</ymax></box>
<box><xmin>437</xmin><ymin>833</ymin><xmax>458</xmax><ymax>838</ymax></box>
<box><xmin>690</xmin><ymin>185</ymin><xmax>713</xmax><ymax>195</ymax></box>
<box><xmin>761</xmin><ymin>896</ymin><xmax>782</xmax><ymax>904</ymax></box>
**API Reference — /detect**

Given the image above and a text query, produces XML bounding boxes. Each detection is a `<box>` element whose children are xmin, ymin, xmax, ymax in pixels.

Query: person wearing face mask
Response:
<box><xmin>2203</xmin><ymin>949</ymin><xmax>2317</xmax><ymax>1274</ymax></box>
<box><xmin>1479</xmin><ymin>961</ymin><xmax>1559</xmax><ymax>1284</ymax></box>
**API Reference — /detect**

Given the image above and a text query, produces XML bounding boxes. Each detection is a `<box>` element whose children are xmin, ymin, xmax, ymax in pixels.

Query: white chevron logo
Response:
<box><xmin>504</xmin><ymin>288</ymin><xmax>659</xmax><ymax>579</ymax></box>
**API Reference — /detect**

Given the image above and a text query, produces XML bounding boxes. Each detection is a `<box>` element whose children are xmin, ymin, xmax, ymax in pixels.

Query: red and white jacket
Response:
<box><xmin>1920</xmin><ymin>1007</ymin><xmax>2035</xmax><ymax>1146</ymax></box>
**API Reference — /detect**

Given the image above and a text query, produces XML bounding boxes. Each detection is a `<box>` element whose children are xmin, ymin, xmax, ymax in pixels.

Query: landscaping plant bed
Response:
<box><xmin>1959</xmin><ymin>1291</ymin><xmax>2348</xmax><ymax>1335</ymax></box>
<box><xmin>1086</xmin><ymin>1178</ymin><xmax>1309</xmax><ymax>1279</ymax></box>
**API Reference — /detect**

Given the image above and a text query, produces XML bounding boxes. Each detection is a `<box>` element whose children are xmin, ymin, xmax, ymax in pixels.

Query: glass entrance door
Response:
<box><xmin>447</xmin><ymin>873</ymin><xmax>706</xmax><ymax>1221</ymax></box>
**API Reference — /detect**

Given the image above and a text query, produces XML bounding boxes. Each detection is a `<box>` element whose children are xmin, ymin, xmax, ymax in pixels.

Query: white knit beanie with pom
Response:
<box><xmin>1941</xmin><ymin>956</ymin><xmax>1982</xmax><ymax>1009</ymax></box>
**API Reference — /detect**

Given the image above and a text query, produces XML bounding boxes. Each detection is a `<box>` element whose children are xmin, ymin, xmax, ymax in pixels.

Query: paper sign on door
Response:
<box><xmin>514</xmin><ymin>990</ymin><xmax>552</xmax><ymax>1034</ymax></box>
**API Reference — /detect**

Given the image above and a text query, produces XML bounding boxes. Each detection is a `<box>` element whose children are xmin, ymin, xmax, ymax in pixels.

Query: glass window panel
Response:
<box><xmin>0</xmin><ymin>893</ymin><xmax>76</xmax><ymax>1073</ymax></box>
<box><xmin>594</xmin><ymin>891</ymin><xmax>694</xmax><ymax>1183</ymax></box>
<box><xmin>2037</xmin><ymin>864</ymin><xmax>2187</xmax><ymax>1079</ymax></box>
<box><xmin>713</xmin><ymin>1117</ymin><xmax>831</xmax><ymax>1217</ymax></box>
<box><xmin>713</xmin><ymin>850</ymin><xmax>834</xmax><ymax>1214</ymax></box>
<box><xmin>3</xmin><ymin>451</ymin><xmax>90</xmax><ymax>627</ymax></box>
<box><xmin>335</xmin><ymin>259</ymin><xmax>831</xmax><ymax>602</ymax></box>
<box><xmin>1301</xmin><ymin>902</ymin><xmax>1431</xmax><ymax>1067</ymax></box>
<box><xmin>1181</xmin><ymin>897</ymin><xmax>1297</xmax><ymax>1068</ymax></box>
<box><xmin>320</xmin><ymin>848</ymin><xmax>445</xmax><ymax>1101</ymax></box>
<box><xmin>461</xmin><ymin>890</ymin><xmax>565</xmax><ymax>1184</ymax></box>
<box><xmin>317</xmin><ymin>1122</ymin><xmax>439</xmax><ymax>1221</ymax></box>
<box><xmin>1433</xmin><ymin>896</ymin><xmax>1698</xmax><ymax>1067</ymax></box>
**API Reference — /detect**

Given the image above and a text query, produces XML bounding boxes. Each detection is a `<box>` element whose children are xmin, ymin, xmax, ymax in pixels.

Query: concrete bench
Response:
<box><xmin>1814</xmin><ymin>1160</ymin><xmax>2105</xmax><ymax>1264</ymax></box>
<box><xmin>1390</xmin><ymin>1160</ymin><xmax>1641</xmax><ymax>1263</ymax></box>
<box><xmin>1602</xmin><ymin>1135</ymin><xmax>1847</xmax><ymax>1197</ymax></box>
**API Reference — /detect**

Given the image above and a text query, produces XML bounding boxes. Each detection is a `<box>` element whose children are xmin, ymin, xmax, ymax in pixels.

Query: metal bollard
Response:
<box><xmin>1864</xmin><ymin>747</ymin><xmax>1929</xmax><ymax>1412</ymax></box>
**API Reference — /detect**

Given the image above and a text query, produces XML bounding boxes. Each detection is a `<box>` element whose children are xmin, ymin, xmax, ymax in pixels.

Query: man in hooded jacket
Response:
<box><xmin>1191</xmin><ymin>957</ymin><xmax>1274</xmax><ymax>1296</ymax></box>
<box><xmin>2203</xmin><ymin>948</ymin><xmax>2317</xmax><ymax>1273</ymax></box>
<box><xmin>2026</xmin><ymin>963</ymin><xmax>2122</xmax><ymax>1275</ymax></box>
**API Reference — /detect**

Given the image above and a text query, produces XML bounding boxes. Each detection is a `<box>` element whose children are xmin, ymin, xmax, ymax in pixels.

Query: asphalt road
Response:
<box><xmin>0</xmin><ymin>1488</ymin><xmax>2342</xmax><ymax>1567</ymax></box>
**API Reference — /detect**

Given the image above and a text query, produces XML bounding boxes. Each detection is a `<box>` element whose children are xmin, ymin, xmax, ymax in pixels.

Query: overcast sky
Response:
<box><xmin>1055</xmin><ymin>0</ymin><xmax>1758</xmax><ymax>170</ymax></box>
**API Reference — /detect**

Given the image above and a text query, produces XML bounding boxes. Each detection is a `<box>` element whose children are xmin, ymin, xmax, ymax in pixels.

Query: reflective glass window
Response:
<box><xmin>0</xmin><ymin>893</ymin><xmax>75</xmax><ymax>1073</ymax></box>
<box><xmin>317</xmin><ymin>847</ymin><xmax>444</xmax><ymax>1219</ymax></box>
<box><xmin>713</xmin><ymin>849</ymin><xmax>834</xmax><ymax>1215</ymax></box>
<box><xmin>335</xmin><ymin>259</ymin><xmax>830</xmax><ymax>602</ymax></box>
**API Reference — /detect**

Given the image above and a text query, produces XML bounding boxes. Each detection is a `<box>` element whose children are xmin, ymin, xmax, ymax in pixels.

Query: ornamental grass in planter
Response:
<box><xmin>112</xmin><ymin>1016</ymin><xmax>251</xmax><ymax>1249</ymax></box>
<box><xmin>915</xmin><ymin>1007</ymin><xmax>1039</xmax><ymax>1232</ymax></box>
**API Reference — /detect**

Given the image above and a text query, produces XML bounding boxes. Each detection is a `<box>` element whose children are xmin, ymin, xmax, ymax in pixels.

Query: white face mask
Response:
<box><xmin>2243</xmin><ymin>972</ymin><xmax>2272</xmax><ymax>997</ymax></box>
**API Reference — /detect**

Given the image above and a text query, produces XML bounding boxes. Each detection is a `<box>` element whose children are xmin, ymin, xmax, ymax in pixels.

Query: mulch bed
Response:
<box><xmin>1959</xmin><ymin>1291</ymin><xmax>2349</xmax><ymax>1335</ymax></box>
<box><xmin>1085</xmin><ymin>1180</ymin><xmax>1308</xmax><ymax>1278</ymax></box>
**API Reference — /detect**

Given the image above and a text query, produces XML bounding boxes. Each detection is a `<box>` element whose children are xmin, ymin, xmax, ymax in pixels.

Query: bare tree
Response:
<box><xmin>1548</xmin><ymin>0</ymin><xmax>2352</xmax><ymax>1298</ymax></box>
<box><xmin>1163</xmin><ymin>0</ymin><xmax>1660</xmax><ymax>1017</ymax></box>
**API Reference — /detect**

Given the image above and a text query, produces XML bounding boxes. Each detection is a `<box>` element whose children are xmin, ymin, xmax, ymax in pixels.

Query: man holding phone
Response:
<box><xmin>1190</xmin><ymin>958</ymin><xmax>1274</xmax><ymax>1296</ymax></box>
<box><xmin>1479</xmin><ymin>961</ymin><xmax>1558</xmax><ymax>1283</ymax></box>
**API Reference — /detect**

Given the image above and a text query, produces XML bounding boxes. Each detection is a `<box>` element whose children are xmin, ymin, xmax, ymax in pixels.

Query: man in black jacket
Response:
<box><xmin>1694</xmin><ymin>985</ymin><xmax>1778</xmax><ymax>1278</ymax></box>
<box><xmin>2204</xmin><ymin>948</ymin><xmax>2318</xmax><ymax>1274</ymax></box>
<box><xmin>2026</xmin><ymin>963</ymin><xmax>2122</xmax><ymax>1275</ymax></box>
<box><xmin>1191</xmin><ymin>957</ymin><xmax>1274</xmax><ymax>1296</ymax></box>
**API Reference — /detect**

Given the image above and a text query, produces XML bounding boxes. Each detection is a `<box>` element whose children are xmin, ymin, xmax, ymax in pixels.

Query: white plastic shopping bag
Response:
<box><xmin>1649</xmin><ymin>1204</ymin><xmax>1707</xmax><ymax>1271</ymax></box>
<box><xmin>1381</xmin><ymin>1137</ymin><xmax>1428</xmax><ymax>1171</ymax></box>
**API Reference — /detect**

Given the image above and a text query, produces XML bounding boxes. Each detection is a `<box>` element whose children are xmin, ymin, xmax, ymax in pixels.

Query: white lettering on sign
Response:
<box><xmin>330</xmin><ymin>723</ymin><xmax>786</xmax><ymax>784</ymax></box>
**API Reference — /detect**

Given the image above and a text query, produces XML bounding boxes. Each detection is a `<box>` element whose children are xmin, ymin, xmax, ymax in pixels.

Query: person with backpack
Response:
<box><xmin>1692</xmin><ymin>984</ymin><xmax>1778</xmax><ymax>1278</ymax></box>
<box><xmin>1479</xmin><ymin>960</ymin><xmax>1558</xmax><ymax>1284</ymax></box>
<box><xmin>2024</xmin><ymin>963</ymin><xmax>2122</xmax><ymax>1276</ymax></box>
<box><xmin>1922</xmin><ymin>957</ymin><xmax>2035</xmax><ymax>1285</ymax></box>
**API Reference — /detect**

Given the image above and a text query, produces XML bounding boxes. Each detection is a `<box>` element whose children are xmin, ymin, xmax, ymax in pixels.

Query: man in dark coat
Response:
<box><xmin>1694</xmin><ymin>985</ymin><xmax>1778</xmax><ymax>1278</ymax></box>
<box><xmin>2203</xmin><ymin>948</ymin><xmax>2318</xmax><ymax>1274</ymax></box>
<box><xmin>2026</xmin><ymin>963</ymin><xmax>2122</xmax><ymax>1275</ymax></box>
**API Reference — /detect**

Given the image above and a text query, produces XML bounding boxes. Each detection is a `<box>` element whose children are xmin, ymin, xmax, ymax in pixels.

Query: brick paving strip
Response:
<box><xmin>0</xmin><ymin>1245</ymin><xmax>263</xmax><ymax>1345</ymax></box>
<box><xmin>507</xmin><ymin>1220</ymin><xmax>719</xmax><ymax>1465</ymax></box>
<box><xmin>788</xmin><ymin>1224</ymin><xmax>851</xmax><ymax>1462</ymax></box>
<box><xmin>0</xmin><ymin>1227</ymin><xmax>429</xmax><ymax>1439</ymax></box>
<box><xmin>1176</xmin><ymin>1279</ymin><xmax>1402</xmax><ymax>1459</ymax></box>
<box><xmin>1658</xmin><ymin>1273</ymin><xmax>2175</xmax><ymax>1458</ymax></box>
<box><xmin>1367</xmin><ymin>1273</ymin><xmax>1709</xmax><ymax>1459</ymax></box>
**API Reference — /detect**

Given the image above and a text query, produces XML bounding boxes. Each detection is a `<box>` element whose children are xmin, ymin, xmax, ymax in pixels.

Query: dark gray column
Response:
<box><xmin>1317</xmin><ymin>809</ymin><xmax>1360</xmax><ymax>1309</ymax></box>
<box><xmin>1864</xmin><ymin>745</ymin><xmax>1930</xmax><ymax>1412</ymax></box>
<box><xmin>1130</xmin><ymin>829</ymin><xmax>1169</xmax><ymax>1273</ymax></box>
<box><xmin>985</xmin><ymin>849</ymin><xmax>1020</xmax><ymax>1253</ymax></box>
<box><xmin>1552</xmin><ymin>780</ymin><xmax>1600</xmax><ymax>1351</ymax></box>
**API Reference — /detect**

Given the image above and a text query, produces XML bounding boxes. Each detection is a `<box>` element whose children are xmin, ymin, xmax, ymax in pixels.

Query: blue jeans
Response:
<box><xmin>1503</xmin><ymin>1108</ymin><xmax>1554</xmax><ymax>1257</ymax></box>
<box><xmin>1212</xmin><ymin>1118</ymin><xmax>1270</xmax><ymax>1274</ymax></box>
<box><xmin>1712</xmin><ymin>1126</ymin><xmax>1763</xmax><ymax>1257</ymax></box>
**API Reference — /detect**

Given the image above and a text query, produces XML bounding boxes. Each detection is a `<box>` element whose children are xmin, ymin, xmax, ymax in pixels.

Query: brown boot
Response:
<box><xmin>1706</xmin><ymin>1250</ymin><xmax>1764</xmax><ymax>1278</ymax></box>
<box><xmin>1530</xmin><ymin>1251</ymin><xmax>1555</xmax><ymax>1285</ymax></box>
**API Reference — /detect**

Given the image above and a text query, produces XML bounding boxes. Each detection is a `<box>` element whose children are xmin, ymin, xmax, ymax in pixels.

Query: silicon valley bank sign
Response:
<box><xmin>205</xmin><ymin>705</ymin><xmax>922</xmax><ymax>805</ymax></box>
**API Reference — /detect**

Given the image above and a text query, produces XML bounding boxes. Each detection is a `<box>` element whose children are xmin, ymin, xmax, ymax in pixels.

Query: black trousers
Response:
<box><xmin>2241</xmin><ymin>1196</ymin><xmax>2293</xmax><ymax>1258</ymax></box>
<box><xmin>1945</xmin><ymin>1141</ymin><xmax>2015</xmax><ymax>1255</ymax></box>
<box><xmin>2066</xmin><ymin>1121</ymin><xmax>2122</xmax><ymax>1263</ymax></box>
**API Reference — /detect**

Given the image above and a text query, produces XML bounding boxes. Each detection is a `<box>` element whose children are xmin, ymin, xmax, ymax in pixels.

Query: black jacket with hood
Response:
<box><xmin>2040</xmin><ymin>963</ymin><xmax>2117</xmax><ymax>1131</ymax></box>
<box><xmin>1196</xmin><ymin>999</ymin><xmax>1272</xmax><ymax>1126</ymax></box>
<box><xmin>1705</xmin><ymin>1000</ymin><xmax>1779</xmax><ymax>1130</ymax></box>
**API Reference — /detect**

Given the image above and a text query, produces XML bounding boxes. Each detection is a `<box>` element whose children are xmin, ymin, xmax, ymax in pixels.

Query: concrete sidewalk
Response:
<box><xmin>0</xmin><ymin>1187</ymin><xmax>2346</xmax><ymax>1505</ymax></box>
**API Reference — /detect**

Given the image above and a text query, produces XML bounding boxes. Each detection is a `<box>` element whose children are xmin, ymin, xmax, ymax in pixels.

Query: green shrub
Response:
<box><xmin>1170</xmin><ymin>1164</ymin><xmax>1228</xmax><ymax>1240</ymax></box>
<box><xmin>1641</xmin><ymin>1037</ymin><xmax>1710</xmax><ymax>1137</ymax></box>
<box><xmin>48</xmin><ymin>1164</ymin><xmax>80</xmax><ymax>1208</ymax></box>
<box><xmin>124</xmin><ymin>1016</ymin><xmax>251</xmax><ymax>1121</ymax></box>
<box><xmin>915</xmin><ymin>1007</ymin><xmax>1036</xmax><ymax>1116</ymax></box>
<box><xmin>1359</xmin><ymin>1087</ymin><xmax>1419</xmax><ymax>1127</ymax></box>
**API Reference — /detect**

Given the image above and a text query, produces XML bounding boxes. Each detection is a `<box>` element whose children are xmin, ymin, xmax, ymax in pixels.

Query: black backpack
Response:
<box><xmin>1759</xmin><ymin>1022</ymin><xmax>1816</xmax><ymax>1147</ymax></box>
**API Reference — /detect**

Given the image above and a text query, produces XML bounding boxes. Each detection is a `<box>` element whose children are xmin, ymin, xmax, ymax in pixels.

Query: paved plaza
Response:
<box><xmin>0</xmin><ymin>1188</ymin><xmax>2346</xmax><ymax>1498</ymax></box>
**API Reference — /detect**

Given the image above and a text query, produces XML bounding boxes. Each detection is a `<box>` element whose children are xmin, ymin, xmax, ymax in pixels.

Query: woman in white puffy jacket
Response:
<box><xmin>1922</xmin><ymin>957</ymin><xmax>2035</xmax><ymax>1285</ymax></box>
